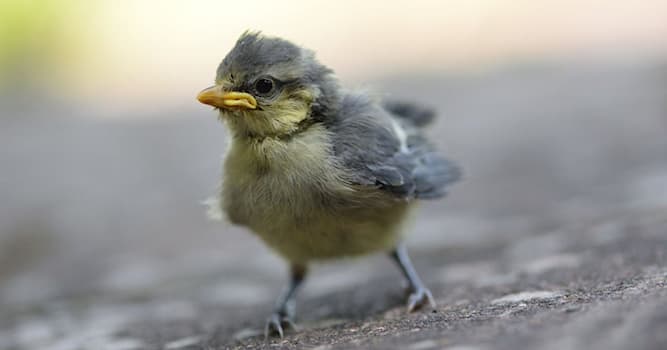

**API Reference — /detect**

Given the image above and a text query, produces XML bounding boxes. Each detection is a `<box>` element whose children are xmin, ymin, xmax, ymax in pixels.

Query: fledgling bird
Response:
<box><xmin>197</xmin><ymin>31</ymin><xmax>460</xmax><ymax>337</ymax></box>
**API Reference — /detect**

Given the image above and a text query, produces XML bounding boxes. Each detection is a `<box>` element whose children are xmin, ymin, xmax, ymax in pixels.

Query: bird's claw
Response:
<box><xmin>264</xmin><ymin>312</ymin><xmax>297</xmax><ymax>338</ymax></box>
<box><xmin>407</xmin><ymin>287</ymin><xmax>436</xmax><ymax>312</ymax></box>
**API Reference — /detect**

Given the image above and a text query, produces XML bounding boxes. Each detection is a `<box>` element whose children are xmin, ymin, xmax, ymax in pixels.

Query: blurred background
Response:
<box><xmin>1</xmin><ymin>1</ymin><xmax>666</xmax><ymax>349</ymax></box>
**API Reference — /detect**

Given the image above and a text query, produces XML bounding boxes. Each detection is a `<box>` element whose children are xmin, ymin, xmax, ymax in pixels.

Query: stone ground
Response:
<box><xmin>1</xmin><ymin>59</ymin><xmax>666</xmax><ymax>349</ymax></box>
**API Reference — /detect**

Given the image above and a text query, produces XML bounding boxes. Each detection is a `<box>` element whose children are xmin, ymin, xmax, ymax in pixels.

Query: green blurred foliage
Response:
<box><xmin>0</xmin><ymin>0</ymin><xmax>88</xmax><ymax>88</ymax></box>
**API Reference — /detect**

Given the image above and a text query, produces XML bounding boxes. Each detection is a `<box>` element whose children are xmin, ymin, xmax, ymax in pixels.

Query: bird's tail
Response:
<box><xmin>382</xmin><ymin>101</ymin><xmax>436</xmax><ymax>127</ymax></box>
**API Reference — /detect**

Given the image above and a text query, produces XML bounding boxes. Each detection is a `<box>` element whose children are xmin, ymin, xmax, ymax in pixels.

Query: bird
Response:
<box><xmin>196</xmin><ymin>31</ymin><xmax>461</xmax><ymax>338</ymax></box>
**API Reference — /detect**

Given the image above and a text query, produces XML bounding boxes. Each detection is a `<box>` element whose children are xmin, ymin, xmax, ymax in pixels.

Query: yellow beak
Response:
<box><xmin>197</xmin><ymin>85</ymin><xmax>257</xmax><ymax>110</ymax></box>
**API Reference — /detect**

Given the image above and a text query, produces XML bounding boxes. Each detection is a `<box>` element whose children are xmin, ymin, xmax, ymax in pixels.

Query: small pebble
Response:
<box><xmin>164</xmin><ymin>336</ymin><xmax>201</xmax><ymax>349</ymax></box>
<box><xmin>492</xmin><ymin>291</ymin><xmax>562</xmax><ymax>304</ymax></box>
<box><xmin>408</xmin><ymin>339</ymin><xmax>438</xmax><ymax>350</ymax></box>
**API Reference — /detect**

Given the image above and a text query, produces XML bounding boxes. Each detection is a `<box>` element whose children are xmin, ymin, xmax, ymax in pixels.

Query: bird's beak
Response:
<box><xmin>197</xmin><ymin>85</ymin><xmax>257</xmax><ymax>110</ymax></box>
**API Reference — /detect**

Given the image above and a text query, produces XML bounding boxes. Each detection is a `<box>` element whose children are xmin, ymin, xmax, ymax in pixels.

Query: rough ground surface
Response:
<box><xmin>1</xmin><ymin>60</ymin><xmax>666</xmax><ymax>350</ymax></box>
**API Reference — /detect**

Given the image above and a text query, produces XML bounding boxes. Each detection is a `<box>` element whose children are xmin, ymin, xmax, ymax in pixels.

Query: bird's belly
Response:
<box><xmin>253</xmin><ymin>204</ymin><xmax>410</xmax><ymax>263</ymax></box>
<box><xmin>223</xmin><ymin>181</ymin><xmax>411</xmax><ymax>263</ymax></box>
<box><xmin>270</xmin><ymin>206</ymin><xmax>409</xmax><ymax>263</ymax></box>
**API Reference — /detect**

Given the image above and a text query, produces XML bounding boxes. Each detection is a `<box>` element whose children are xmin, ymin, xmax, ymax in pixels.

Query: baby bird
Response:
<box><xmin>197</xmin><ymin>32</ymin><xmax>460</xmax><ymax>337</ymax></box>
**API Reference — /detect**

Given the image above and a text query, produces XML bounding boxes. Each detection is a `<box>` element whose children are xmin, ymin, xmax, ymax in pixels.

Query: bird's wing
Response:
<box><xmin>327</xmin><ymin>93</ymin><xmax>461</xmax><ymax>199</ymax></box>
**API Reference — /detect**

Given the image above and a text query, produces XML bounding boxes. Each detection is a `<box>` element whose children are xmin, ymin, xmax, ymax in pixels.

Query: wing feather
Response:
<box><xmin>326</xmin><ymin>93</ymin><xmax>460</xmax><ymax>199</ymax></box>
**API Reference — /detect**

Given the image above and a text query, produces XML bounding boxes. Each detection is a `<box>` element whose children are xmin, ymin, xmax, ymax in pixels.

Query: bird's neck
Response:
<box><xmin>226</xmin><ymin>123</ymin><xmax>333</xmax><ymax>172</ymax></box>
<box><xmin>227</xmin><ymin>116</ymin><xmax>317</xmax><ymax>142</ymax></box>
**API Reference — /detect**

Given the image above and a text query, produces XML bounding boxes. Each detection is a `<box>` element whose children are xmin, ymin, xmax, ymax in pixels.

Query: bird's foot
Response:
<box><xmin>264</xmin><ymin>311</ymin><xmax>297</xmax><ymax>338</ymax></box>
<box><xmin>407</xmin><ymin>287</ymin><xmax>436</xmax><ymax>312</ymax></box>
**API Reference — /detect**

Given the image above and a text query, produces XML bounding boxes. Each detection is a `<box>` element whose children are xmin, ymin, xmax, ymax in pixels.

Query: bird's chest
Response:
<box><xmin>220</xmin><ymin>132</ymin><xmax>341</xmax><ymax>228</ymax></box>
<box><xmin>223</xmin><ymin>170</ymin><xmax>320</xmax><ymax>225</ymax></box>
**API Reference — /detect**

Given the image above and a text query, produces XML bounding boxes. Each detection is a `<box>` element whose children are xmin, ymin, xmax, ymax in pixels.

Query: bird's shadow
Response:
<box><xmin>297</xmin><ymin>281</ymin><xmax>409</xmax><ymax>324</ymax></box>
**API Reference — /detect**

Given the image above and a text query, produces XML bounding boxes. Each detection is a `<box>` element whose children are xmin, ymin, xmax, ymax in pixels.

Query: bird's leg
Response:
<box><xmin>265</xmin><ymin>264</ymin><xmax>307</xmax><ymax>338</ymax></box>
<box><xmin>390</xmin><ymin>243</ymin><xmax>436</xmax><ymax>312</ymax></box>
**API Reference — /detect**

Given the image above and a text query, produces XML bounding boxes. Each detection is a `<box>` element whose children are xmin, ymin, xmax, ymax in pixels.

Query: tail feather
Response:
<box><xmin>383</xmin><ymin>101</ymin><xmax>436</xmax><ymax>127</ymax></box>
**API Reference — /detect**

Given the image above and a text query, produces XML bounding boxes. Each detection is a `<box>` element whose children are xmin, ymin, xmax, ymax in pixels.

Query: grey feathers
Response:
<box><xmin>326</xmin><ymin>93</ymin><xmax>460</xmax><ymax>200</ymax></box>
<box><xmin>382</xmin><ymin>101</ymin><xmax>436</xmax><ymax>127</ymax></box>
<box><xmin>217</xmin><ymin>31</ymin><xmax>341</xmax><ymax>116</ymax></box>
<box><xmin>218</xmin><ymin>31</ymin><xmax>301</xmax><ymax>80</ymax></box>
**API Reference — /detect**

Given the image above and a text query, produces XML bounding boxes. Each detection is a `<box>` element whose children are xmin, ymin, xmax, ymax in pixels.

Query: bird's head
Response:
<box><xmin>197</xmin><ymin>32</ymin><xmax>339</xmax><ymax>139</ymax></box>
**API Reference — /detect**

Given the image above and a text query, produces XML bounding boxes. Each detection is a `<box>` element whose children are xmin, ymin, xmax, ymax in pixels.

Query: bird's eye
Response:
<box><xmin>254</xmin><ymin>78</ymin><xmax>274</xmax><ymax>95</ymax></box>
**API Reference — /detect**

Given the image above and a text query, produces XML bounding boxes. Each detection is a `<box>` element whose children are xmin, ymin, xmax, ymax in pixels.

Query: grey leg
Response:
<box><xmin>390</xmin><ymin>243</ymin><xmax>436</xmax><ymax>312</ymax></box>
<box><xmin>265</xmin><ymin>264</ymin><xmax>307</xmax><ymax>338</ymax></box>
